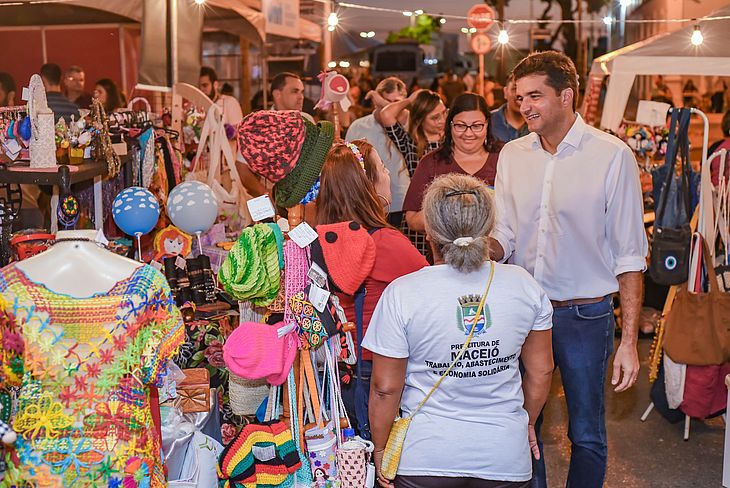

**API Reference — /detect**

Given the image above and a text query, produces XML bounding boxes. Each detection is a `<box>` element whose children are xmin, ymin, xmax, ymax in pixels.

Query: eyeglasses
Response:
<box><xmin>451</xmin><ymin>122</ymin><xmax>486</xmax><ymax>134</ymax></box>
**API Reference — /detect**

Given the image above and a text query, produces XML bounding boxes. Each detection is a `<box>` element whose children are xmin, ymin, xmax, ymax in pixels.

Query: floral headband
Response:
<box><xmin>344</xmin><ymin>142</ymin><xmax>365</xmax><ymax>171</ymax></box>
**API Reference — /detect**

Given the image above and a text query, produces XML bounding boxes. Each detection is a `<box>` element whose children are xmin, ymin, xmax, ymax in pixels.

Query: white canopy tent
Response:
<box><xmin>588</xmin><ymin>5</ymin><xmax>730</xmax><ymax>131</ymax></box>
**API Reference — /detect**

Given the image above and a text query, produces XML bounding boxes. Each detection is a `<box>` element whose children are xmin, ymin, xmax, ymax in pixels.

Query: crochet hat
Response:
<box><xmin>310</xmin><ymin>221</ymin><xmax>376</xmax><ymax>295</ymax></box>
<box><xmin>238</xmin><ymin>110</ymin><xmax>306</xmax><ymax>183</ymax></box>
<box><xmin>273</xmin><ymin>118</ymin><xmax>334</xmax><ymax>208</ymax></box>
<box><xmin>223</xmin><ymin>321</ymin><xmax>298</xmax><ymax>386</ymax></box>
<box><xmin>218</xmin><ymin>224</ymin><xmax>281</xmax><ymax>306</ymax></box>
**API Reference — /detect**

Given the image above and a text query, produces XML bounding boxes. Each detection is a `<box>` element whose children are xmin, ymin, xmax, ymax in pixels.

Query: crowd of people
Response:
<box><xmin>0</xmin><ymin>52</ymin><xmax>711</xmax><ymax>488</ymax></box>
<box><xmin>225</xmin><ymin>51</ymin><xmax>645</xmax><ymax>488</ymax></box>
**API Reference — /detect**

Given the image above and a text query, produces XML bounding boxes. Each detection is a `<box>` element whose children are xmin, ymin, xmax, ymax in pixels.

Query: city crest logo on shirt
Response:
<box><xmin>457</xmin><ymin>294</ymin><xmax>491</xmax><ymax>336</ymax></box>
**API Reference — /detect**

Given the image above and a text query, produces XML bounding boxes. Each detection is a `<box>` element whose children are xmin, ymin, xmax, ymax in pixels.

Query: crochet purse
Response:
<box><xmin>288</xmin><ymin>286</ymin><xmax>338</xmax><ymax>350</ymax></box>
<box><xmin>380</xmin><ymin>262</ymin><xmax>496</xmax><ymax>480</ymax></box>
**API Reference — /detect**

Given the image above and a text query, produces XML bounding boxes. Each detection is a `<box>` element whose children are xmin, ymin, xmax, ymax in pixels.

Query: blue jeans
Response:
<box><xmin>532</xmin><ymin>297</ymin><xmax>615</xmax><ymax>488</ymax></box>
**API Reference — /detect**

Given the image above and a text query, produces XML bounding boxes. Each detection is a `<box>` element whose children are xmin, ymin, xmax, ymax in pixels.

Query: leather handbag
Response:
<box><xmin>663</xmin><ymin>242</ymin><xmax>730</xmax><ymax>366</ymax></box>
<box><xmin>380</xmin><ymin>261</ymin><xmax>496</xmax><ymax>480</ymax></box>
<box><xmin>650</xmin><ymin>108</ymin><xmax>694</xmax><ymax>286</ymax></box>
<box><xmin>174</xmin><ymin>368</ymin><xmax>211</xmax><ymax>413</ymax></box>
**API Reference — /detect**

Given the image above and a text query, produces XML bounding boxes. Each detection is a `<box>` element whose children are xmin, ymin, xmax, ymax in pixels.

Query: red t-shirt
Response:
<box><xmin>337</xmin><ymin>227</ymin><xmax>428</xmax><ymax>361</ymax></box>
<box><xmin>402</xmin><ymin>146</ymin><xmax>502</xmax><ymax>212</ymax></box>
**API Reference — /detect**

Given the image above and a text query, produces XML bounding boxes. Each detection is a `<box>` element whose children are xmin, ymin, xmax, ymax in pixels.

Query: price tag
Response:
<box><xmin>3</xmin><ymin>139</ymin><xmax>21</xmax><ymax>159</ymax></box>
<box><xmin>246</xmin><ymin>194</ymin><xmax>276</xmax><ymax>222</ymax></box>
<box><xmin>288</xmin><ymin>222</ymin><xmax>318</xmax><ymax>248</ymax></box>
<box><xmin>22</xmin><ymin>87</ymin><xmax>30</xmax><ymax>102</ymax></box>
<box><xmin>150</xmin><ymin>260</ymin><xmax>163</xmax><ymax>271</ymax></box>
<box><xmin>175</xmin><ymin>256</ymin><xmax>187</xmax><ymax>269</ymax></box>
<box><xmin>308</xmin><ymin>284</ymin><xmax>331</xmax><ymax>313</ymax></box>
<box><xmin>276</xmin><ymin>217</ymin><xmax>290</xmax><ymax>233</ymax></box>
<box><xmin>307</xmin><ymin>262</ymin><xmax>328</xmax><ymax>288</ymax></box>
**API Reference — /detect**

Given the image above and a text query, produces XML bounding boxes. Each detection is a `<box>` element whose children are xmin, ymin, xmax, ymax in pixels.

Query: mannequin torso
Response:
<box><xmin>14</xmin><ymin>230</ymin><xmax>143</xmax><ymax>298</ymax></box>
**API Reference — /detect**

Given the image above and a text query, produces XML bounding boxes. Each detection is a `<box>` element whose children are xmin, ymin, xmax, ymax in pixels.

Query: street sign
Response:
<box><xmin>470</xmin><ymin>33</ymin><xmax>492</xmax><ymax>54</ymax></box>
<box><xmin>467</xmin><ymin>4</ymin><xmax>496</xmax><ymax>31</ymax></box>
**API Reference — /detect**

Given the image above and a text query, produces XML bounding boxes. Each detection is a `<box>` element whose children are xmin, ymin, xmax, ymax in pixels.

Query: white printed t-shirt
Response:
<box><xmin>362</xmin><ymin>261</ymin><xmax>552</xmax><ymax>482</ymax></box>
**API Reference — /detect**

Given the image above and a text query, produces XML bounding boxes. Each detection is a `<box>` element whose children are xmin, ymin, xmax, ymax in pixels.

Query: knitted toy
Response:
<box><xmin>0</xmin><ymin>405</ymin><xmax>15</xmax><ymax>446</ymax></box>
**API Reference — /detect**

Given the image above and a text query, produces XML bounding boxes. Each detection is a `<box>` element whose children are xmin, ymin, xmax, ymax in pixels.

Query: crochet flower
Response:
<box><xmin>221</xmin><ymin>423</ymin><xmax>237</xmax><ymax>446</ymax></box>
<box><xmin>123</xmin><ymin>457</ymin><xmax>151</xmax><ymax>488</ymax></box>
<box><xmin>3</xmin><ymin>330</ymin><xmax>23</xmax><ymax>353</ymax></box>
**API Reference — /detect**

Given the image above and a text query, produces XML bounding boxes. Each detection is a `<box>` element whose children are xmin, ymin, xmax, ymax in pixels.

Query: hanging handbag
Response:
<box><xmin>379</xmin><ymin>261</ymin><xmax>496</xmax><ymax>481</ymax></box>
<box><xmin>27</xmin><ymin>74</ymin><xmax>57</xmax><ymax>169</ymax></box>
<box><xmin>663</xmin><ymin>241</ymin><xmax>730</xmax><ymax>366</ymax></box>
<box><xmin>650</xmin><ymin>108</ymin><xmax>694</xmax><ymax>285</ymax></box>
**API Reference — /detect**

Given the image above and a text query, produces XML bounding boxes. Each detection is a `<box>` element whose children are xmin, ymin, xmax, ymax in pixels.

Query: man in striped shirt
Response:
<box><xmin>41</xmin><ymin>63</ymin><xmax>80</xmax><ymax>123</ymax></box>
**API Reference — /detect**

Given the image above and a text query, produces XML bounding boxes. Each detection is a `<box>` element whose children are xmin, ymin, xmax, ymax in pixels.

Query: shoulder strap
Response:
<box><xmin>410</xmin><ymin>261</ymin><xmax>496</xmax><ymax>418</ymax></box>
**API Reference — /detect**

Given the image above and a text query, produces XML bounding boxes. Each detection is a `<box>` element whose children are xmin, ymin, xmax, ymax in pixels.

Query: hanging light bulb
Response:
<box><xmin>497</xmin><ymin>29</ymin><xmax>509</xmax><ymax>45</ymax></box>
<box><xmin>690</xmin><ymin>25</ymin><xmax>703</xmax><ymax>46</ymax></box>
<box><xmin>603</xmin><ymin>16</ymin><xmax>613</xmax><ymax>26</ymax></box>
<box><xmin>439</xmin><ymin>18</ymin><xmax>446</xmax><ymax>25</ymax></box>
<box><xmin>194</xmin><ymin>0</ymin><xmax>205</xmax><ymax>4</ymax></box>
<box><xmin>327</xmin><ymin>12</ymin><xmax>339</xmax><ymax>30</ymax></box>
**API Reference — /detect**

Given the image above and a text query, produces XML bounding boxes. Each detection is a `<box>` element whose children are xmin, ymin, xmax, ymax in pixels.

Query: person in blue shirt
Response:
<box><xmin>490</xmin><ymin>73</ymin><xmax>528</xmax><ymax>143</ymax></box>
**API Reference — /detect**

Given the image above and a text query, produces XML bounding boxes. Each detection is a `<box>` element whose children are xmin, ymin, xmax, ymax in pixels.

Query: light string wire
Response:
<box><xmin>310</xmin><ymin>0</ymin><xmax>730</xmax><ymax>26</ymax></box>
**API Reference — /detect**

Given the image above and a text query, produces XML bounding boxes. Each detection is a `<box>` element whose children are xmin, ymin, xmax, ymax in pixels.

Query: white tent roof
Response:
<box><xmin>591</xmin><ymin>4</ymin><xmax>730</xmax><ymax>130</ymax></box>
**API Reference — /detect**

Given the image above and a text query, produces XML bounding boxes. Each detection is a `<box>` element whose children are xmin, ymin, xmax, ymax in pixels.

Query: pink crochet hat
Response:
<box><xmin>223</xmin><ymin>321</ymin><xmax>298</xmax><ymax>386</ymax></box>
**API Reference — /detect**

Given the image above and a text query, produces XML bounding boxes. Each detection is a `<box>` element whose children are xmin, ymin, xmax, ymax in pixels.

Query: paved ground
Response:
<box><xmin>541</xmin><ymin>337</ymin><xmax>726</xmax><ymax>488</ymax></box>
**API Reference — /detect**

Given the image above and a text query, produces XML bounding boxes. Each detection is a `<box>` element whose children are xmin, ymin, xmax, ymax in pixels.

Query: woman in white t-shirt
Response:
<box><xmin>363</xmin><ymin>173</ymin><xmax>554</xmax><ymax>488</ymax></box>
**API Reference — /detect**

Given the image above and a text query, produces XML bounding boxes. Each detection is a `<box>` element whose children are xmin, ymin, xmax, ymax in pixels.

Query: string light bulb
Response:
<box><xmin>414</xmin><ymin>9</ymin><xmax>423</xmax><ymax>15</ymax></box>
<box><xmin>328</xmin><ymin>61</ymin><xmax>337</xmax><ymax>68</ymax></box>
<box><xmin>327</xmin><ymin>12</ymin><xmax>339</xmax><ymax>31</ymax></box>
<box><xmin>439</xmin><ymin>18</ymin><xmax>446</xmax><ymax>24</ymax></box>
<box><xmin>603</xmin><ymin>16</ymin><xmax>613</xmax><ymax>26</ymax></box>
<box><xmin>194</xmin><ymin>0</ymin><xmax>205</xmax><ymax>4</ymax></box>
<box><xmin>690</xmin><ymin>24</ymin><xmax>703</xmax><ymax>46</ymax></box>
<box><xmin>497</xmin><ymin>29</ymin><xmax>509</xmax><ymax>45</ymax></box>
<box><xmin>402</xmin><ymin>11</ymin><xmax>413</xmax><ymax>17</ymax></box>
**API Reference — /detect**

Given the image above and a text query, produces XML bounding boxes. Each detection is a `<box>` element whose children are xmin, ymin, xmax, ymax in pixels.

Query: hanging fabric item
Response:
<box><xmin>90</xmin><ymin>98</ymin><xmax>122</xmax><ymax>177</ymax></box>
<box><xmin>26</xmin><ymin>74</ymin><xmax>56</xmax><ymax>168</ymax></box>
<box><xmin>138</xmin><ymin>127</ymin><xmax>156</xmax><ymax>188</ymax></box>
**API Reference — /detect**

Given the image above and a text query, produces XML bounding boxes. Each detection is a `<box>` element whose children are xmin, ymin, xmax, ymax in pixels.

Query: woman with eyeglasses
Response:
<box><xmin>402</xmin><ymin>93</ymin><xmax>503</xmax><ymax>233</ymax></box>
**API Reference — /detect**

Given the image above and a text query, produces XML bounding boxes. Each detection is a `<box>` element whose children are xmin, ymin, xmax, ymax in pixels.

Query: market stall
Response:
<box><xmin>582</xmin><ymin>5</ymin><xmax>730</xmax><ymax>132</ymax></box>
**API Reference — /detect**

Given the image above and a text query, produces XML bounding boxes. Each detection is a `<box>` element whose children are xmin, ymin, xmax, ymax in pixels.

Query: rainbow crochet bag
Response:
<box><xmin>380</xmin><ymin>262</ymin><xmax>496</xmax><ymax>480</ymax></box>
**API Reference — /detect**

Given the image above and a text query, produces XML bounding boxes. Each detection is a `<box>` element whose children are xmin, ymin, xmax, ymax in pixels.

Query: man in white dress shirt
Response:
<box><xmin>490</xmin><ymin>51</ymin><xmax>648</xmax><ymax>488</ymax></box>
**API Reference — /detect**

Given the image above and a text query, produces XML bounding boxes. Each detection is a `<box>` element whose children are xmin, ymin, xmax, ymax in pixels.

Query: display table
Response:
<box><xmin>0</xmin><ymin>160</ymin><xmax>109</xmax><ymax>233</ymax></box>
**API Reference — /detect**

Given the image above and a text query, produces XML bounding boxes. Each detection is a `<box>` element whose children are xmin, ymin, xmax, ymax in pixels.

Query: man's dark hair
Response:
<box><xmin>0</xmin><ymin>72</ymin><xmax>16</xmax><ymax>94</ymax></box>
<box><xmin>199</xmin><ymin>66</ymin><xmax>218</xmax><ymax>83</ymax></box>
<box><xmin>271</xmin><ymin>72</ymin><xmax>300</xmax><ymax>92</ymax></box>
<box><xmin>512</xmin><ymin>51</ymin><xmax>579</xmax><ymax>111</ymax></box>
<box><xmin>40</xmin><ymin>63</ymin><xmax>62</xmax><ymax>85</ymax></box>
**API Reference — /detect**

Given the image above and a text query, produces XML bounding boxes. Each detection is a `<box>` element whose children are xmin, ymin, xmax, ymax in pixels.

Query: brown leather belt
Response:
<box><xmin>550</xmin><ymin>296</ymin><xmax>607</xmax><ymax>309</ymax></box>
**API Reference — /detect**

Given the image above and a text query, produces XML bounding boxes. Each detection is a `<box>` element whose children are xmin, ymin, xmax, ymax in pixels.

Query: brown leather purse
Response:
<box><xmin>663</xmin><ymin>244</ymin><xmax>730</xmax><ymax>366</ymax></box>
<box><xmin>174</xmin><ymin>368</ymin><xmax>211</xmax><ymax>413</ymax></box>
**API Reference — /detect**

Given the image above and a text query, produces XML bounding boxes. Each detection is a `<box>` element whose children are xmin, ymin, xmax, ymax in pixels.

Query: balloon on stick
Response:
<box><xmin>166</xmin><ymin>181</ymin><xmax>219</xmax><ymax>254</ymax></box>
<box><xmin>112</xmin><ymin>187</ymin><xmax>160</xmax><ymax>261</ymax></box>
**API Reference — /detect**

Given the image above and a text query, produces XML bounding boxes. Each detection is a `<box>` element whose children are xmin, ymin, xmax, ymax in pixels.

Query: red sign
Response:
<box><xmin>467</xmin><ymin>4</ymin><xmax>496</xmax><ymax>31</ymax></box>
<box><xmin>470</xmin><ymin>33</ymin><xmax>492</xmax><ymax>54</ymax></box>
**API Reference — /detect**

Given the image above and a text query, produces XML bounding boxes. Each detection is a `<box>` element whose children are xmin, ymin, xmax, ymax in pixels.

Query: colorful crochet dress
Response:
<box><xmin>0</xmin><ymin>264</ymin><xmax>183</xmax><ymax>487</ymax></box>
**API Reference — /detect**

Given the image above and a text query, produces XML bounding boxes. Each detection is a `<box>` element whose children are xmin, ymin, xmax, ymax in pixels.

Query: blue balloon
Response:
<box><xmin>112</xmin><ymin>187</ymin><xmax>160</xmax><ymax>236</ymax></box>
<box><xmin>166</xmin><ymin>181</ymin><xmax>219</xmax><ymax>235</ymax></box>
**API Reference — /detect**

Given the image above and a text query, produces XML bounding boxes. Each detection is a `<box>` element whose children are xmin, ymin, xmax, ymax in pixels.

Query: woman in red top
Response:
<box><xmin>316</xmin><ymin>141</ymin><xmax>428</xmax><ymax>439</ymax></box>
<box><xmin>403</xmin><ymin>93</ymin><xmax>503</xmax><ymax>233</ymax></box>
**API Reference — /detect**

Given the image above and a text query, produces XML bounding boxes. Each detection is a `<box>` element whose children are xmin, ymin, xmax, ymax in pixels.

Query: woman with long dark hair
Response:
<box><xmin>369</xmin><ymin>89</ymin><xmax>446</xmax><ymax>176</ymax></box>
<box><xmin>402</xmin><ymin>93</ymin><xmax>503</xmax><ymax>232</ymax></box>
<box><xmin>94</xmin><ymin>78</ymin><xmax>123</xmax><ymax>113</ymax></box>
<box><xmin>316</xmin><ymin>141</ymin><xmax>428</xmax><ymax>439</ymax></box>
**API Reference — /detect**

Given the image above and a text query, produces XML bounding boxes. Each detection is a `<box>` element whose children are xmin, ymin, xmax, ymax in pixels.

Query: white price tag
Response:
<box><xmin>308</xmin><ymin>284</ymin><xmax>331</xmax><ymax>313</ymax></box>
<box><xmin>175</xmin><ymin>256</ymin><xmax>187</xmax><ymax>269</ymax></box>
<box><xmin>288</xmin><ymin>222</ymin><xmax>318</xmax><ymax>248</ymax></box>
<box><xmin>307</xmin><ymin>262</ymin><xmax>328</xmax><ymax>288</ymax></box>
<box><xmin>150</xmin><ymin>260</ymin><xmax>163</xmax><ymax>271</ymax></box>
<box><xmin>246</xmin><ymin>194</ymin><xmax>276</xmax><ymax>222</ymax></box>
<box><xmin>21</xmin><ymin>87</ymin><xmax>30</xmax><ymax>102</ymax></box>
<box><xmin>276</xmin><ymin>217</ymin><xmax>290</xmax><ymax>233</ymax></box>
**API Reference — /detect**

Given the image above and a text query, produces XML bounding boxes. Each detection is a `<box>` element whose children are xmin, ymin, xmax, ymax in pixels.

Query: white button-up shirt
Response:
<box><xmin>492</xmin><ymin>114</ymin><xmax>648</xmax><ymax>301</ymax></box>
